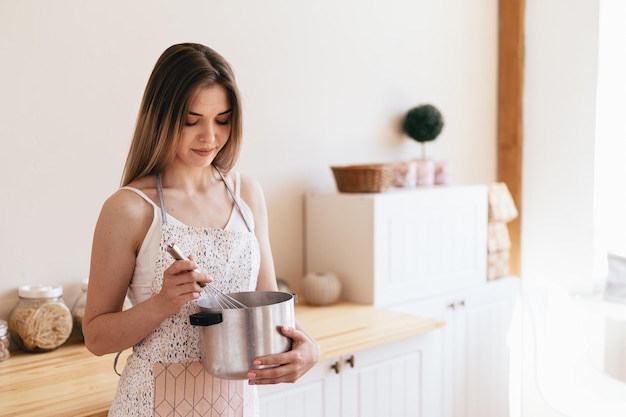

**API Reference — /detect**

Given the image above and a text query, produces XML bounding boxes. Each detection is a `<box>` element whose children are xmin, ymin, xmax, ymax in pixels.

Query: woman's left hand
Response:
<box><xmin>247</xmin><ymin>324</ymin><xmax>320</xmax><ymax>385</ymax></box>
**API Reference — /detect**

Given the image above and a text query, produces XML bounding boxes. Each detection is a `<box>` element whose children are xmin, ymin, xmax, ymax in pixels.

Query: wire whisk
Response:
<box><xmin>203</xmin><ymin>284</ymin><xmax>248</xmax><ymax>309</ymax></box>
<box><xmin>166</xmin><ymin>243</ymin><xmax>248</xmax><ymax>309</ymax></box>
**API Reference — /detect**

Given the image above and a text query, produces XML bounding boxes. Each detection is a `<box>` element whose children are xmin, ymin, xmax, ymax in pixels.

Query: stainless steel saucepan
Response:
<box><xmin>189</xmin><ymin>291</ymin><xmax>296</xmax><ymax>380</ymax></box>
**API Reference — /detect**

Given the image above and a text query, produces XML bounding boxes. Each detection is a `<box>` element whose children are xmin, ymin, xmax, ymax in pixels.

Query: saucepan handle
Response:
<box><xmin>189</xmin><ymin>312</ymin><xmax>223</xmax><ymax>326</ymax></box>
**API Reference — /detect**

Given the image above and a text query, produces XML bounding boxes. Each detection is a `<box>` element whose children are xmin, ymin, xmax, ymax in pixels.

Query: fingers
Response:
<box><xmin>159</xmin><ymin>262</ymin><xmax>213</xmax><ymax>313</ymax></box>
<box><xmin>168</xmin><ymin>258</ymin><xmax>200</xmax><ymax>275</ymax></box>
<box><xmin>166</xmin><ymin>259</ymin><xmax>213</xmax><ymax>287</ymax></box>
<box><xmin>168</xmin><ymin>256</ymin><xmax>213</xmax><ymax>288</ymax></box>
<box><xmin>279</xmin><ymin>324</ymin><xmax>316</xmax><ymax>345</ymax></box>
<box><xmin>247</xmin><ymin>326</ymin><xmax>320</xmax><ymax>385</ymax></box>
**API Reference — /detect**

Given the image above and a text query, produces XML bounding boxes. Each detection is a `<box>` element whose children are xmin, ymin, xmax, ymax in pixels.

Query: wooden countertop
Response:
<box><xmin>294</xmin><ymin>302</ymin><xmax>444</xmax><ymax>360</ymax></box>
<box><xmin>0</xmin><ymin>343</ymin><xmax>131</xmax><ymax>417</ymax></box>
<box><xmin>0</xmin><ymin>302</ymin><xmax>443</xmax><ymax>417</ymax></box>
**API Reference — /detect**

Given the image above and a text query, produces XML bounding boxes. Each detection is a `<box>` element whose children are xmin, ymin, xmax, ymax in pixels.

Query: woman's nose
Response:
<box><xmin>199</xmin><ymin>122</ymin><xmax>216</xmax><ymax>143</ymax></box>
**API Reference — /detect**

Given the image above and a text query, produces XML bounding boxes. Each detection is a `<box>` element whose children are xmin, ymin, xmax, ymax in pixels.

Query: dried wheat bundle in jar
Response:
<box><xmin>0</xmin><ymin>320</ymin><xmax>10</xmax><ymax>361</ymax></box>
<box><xmin>9</xmin><ymin>284</ymin><xmax>72</xmax><ymax>352</ymax></box>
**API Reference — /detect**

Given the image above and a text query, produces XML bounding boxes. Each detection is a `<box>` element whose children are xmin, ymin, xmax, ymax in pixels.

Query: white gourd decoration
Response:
<box><xmin>302</xmin><ymin>272</ymin><xmax>342</xmax><ymax>306</ymax></box>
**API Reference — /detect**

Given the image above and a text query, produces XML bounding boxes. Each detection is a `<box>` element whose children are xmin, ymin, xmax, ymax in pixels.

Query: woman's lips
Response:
<box><xmin>193</xmin><ymin>148</ymin><xmax>214</xmax><ymax>157</ymax></box>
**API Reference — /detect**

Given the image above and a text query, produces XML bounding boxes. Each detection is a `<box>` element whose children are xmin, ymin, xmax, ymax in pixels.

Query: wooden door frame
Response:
<box><xmin>498</xmin><ymin>0</ymin><xmax>525</xmax><ymax>276</ymax></box>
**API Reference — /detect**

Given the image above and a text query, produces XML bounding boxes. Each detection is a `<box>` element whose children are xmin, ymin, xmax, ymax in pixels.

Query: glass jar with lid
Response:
<box><xmin>71</xmin><ymin>279</ymin><xmax>89</xmax><ymax>340</ymax></box>
<box><xmin>8</xmin><ymin>284</ymin><xmax>73</xmax><ymax>352</ymax></box>
<box><xmin>0</xmin><ymin>320</ymin><xmax>9</xmax><ymax>361</ymax></box>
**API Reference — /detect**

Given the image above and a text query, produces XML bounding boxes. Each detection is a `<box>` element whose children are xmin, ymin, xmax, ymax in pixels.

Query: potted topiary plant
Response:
<box><xmin>402</xmin><ymin>103</ymin><xmax>444</xmax><ymax>160</ymax></box>
<box><xmin>401</xmin><ymin>104</ymin><xmax>446</xmax><ymax>186</ymax></box>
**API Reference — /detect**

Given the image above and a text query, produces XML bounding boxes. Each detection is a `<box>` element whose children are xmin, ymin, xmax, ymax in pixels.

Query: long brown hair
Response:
<box><xmin>121</xmin><ymin>43</ymin><xmax>243</xmax><ymax>186</ymax></box>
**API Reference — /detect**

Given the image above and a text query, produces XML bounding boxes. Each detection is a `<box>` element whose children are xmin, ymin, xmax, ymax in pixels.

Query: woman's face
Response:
<box><xmin>176</xmin><ymin>84</ymin><xmax>232</xmax><ymax>168</ymax></box>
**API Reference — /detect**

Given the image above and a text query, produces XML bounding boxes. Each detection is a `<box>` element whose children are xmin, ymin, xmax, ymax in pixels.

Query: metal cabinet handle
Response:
<box><xmin>331</xmin><ymin>355</ymin><xmax>355</xmax><ymax>374</ymax></box>
<box><xmin>346</xmin><ymin>355</ymin><xmax>355</xmax><ymax>368</ymax></box>
<box><xmin>448</xmin><ymin>299</ymin><xmax>466</xmax><ymax>310</ymax></box>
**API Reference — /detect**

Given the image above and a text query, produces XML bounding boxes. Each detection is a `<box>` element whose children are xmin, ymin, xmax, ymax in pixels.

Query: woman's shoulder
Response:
<box><xmin>236</xmin><ymin>172</ymin><xmax>263</xmax><ymax>195</ymax></box>
<box><xmin>124</xmin><ymin>176</ymin><xmax>157</xmax><ymax>195</ymax></box>
<box><xmin>236</xmin><ymin>172</ymin><xmax>266</xmax><ymax>213</ymax></box>
<box><xmin>101</xmin><ymin>179</ymin><xmax>157</xmax><ymax>224</ymax></box>
<box><xmin>93</xmin><ymin>182</ymin><xmax>157</xmax><ymax>268</ymax></box>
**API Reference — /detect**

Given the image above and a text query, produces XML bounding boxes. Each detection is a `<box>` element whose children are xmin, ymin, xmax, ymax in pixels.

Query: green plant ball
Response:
<box><xmin>403</xmin><ymin>104</ymin><xmax>444</xmax><ymax>143</ymax></box>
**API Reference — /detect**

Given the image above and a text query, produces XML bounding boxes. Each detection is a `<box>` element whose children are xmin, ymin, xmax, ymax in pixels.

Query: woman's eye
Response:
<box><xmin>185</xmin><ymin>120</ymin><xmax>199</xmax><ymax>127</ymax></box>
<box><xmin>216</xmin><ymin>117</ymin><xmax>231</xmax><ymax>126</ymax></box>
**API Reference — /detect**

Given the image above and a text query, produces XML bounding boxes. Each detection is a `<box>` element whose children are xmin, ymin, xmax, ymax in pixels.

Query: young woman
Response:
<box><xmin>83</xmin><ymin>43</ymin><xmax>319</xmax><ymax>417</ymax></box>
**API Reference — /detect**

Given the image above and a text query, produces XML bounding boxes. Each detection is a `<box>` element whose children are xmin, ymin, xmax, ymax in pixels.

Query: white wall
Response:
<box><xmin>0</xmin><ymin>0</ymin><xmax>498</xmax><ymax>320</ymax></box>
<box><xmin>522</xmin><ymin>0</ymin><xmax>600</xmax><ymax>291</ymax></box>
<box><xmin>522</xmin><ymin>2</ymin><xmax>601</xmax><ymax>415</ymax></box>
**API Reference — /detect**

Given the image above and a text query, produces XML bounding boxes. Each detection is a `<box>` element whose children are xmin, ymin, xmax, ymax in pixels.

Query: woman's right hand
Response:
<box><xmin>157</xmin><ymin>255</ymin><xmax>212</xmax><ymax>315</ymax></box>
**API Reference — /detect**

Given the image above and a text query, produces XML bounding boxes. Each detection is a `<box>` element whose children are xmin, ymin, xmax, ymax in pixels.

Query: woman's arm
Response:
<box><xmin>82</xmin><ymin>189</ymin><xmax>210</xmax><ymax>356</ymax></box>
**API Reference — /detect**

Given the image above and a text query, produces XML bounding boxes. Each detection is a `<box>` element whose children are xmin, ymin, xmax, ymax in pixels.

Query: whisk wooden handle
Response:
<box><xmin>166</xmin><ymin>243</ymin><xmax>206</xmax><ymax>287</ymax></box>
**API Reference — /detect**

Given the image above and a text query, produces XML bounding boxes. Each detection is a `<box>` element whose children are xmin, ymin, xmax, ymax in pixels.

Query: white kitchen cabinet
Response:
<box><xmin>305</xmin><ymin>186</ymin><xmax>488</xmax><ymax>307</ymax></box>
<box><xmin>394</xmin><ymin>277</ymin><xmax>520</xmax><ymax>417</ymax></box>
<box><xmin>304</xmin><ymin>187</ymin><xmax>519</xmax><ymax>417</ymax></box>
<box><xmin>257</xmin><ymin>357</ymin><xmax>339</xmax><ymax>417</ymax></box>
<box><xmin>258</xmin><ymin>333</ymin><xmax>440</xmax><ymax>417</ymax></box>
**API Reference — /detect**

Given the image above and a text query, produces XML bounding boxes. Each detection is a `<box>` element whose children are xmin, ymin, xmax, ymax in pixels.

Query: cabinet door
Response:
<box><xmin>258</xmin><ymin>334</ymin><xmax>442</xmax><ymax>417</ymax></box>
<box><xmin>393</xmin><ymin>278</ymin><xmax>520</xmax><ymax>417</ymax></box>
<box><xmin>393</xmin><ymin>291</ymin><xmax>458</xmax><ymax>417</ymax></box>
<box><xmin>461</xmin><ymin>278</ymin><xmax>519</xmax><ymax>417</ymax></box>
<box><xmin>374</xmin><ymin>187</ymin><xmax>487</xmax><ymax>307</ymax></box>
<box><xmin>340</xmin><ymin>334</ymin><xmax>441</xmax><ymax>417</ymax></box>
<box><xmin>257</xmin><ymin>358</ymin><xmax>340</xmax><ymax>417</ymax></box>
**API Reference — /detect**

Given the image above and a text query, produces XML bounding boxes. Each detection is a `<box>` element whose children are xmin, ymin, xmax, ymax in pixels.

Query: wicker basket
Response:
<box><xmin>331</xmin><ymin>164</ymin><xmax>393</xmax><ymax>193</ymax></box>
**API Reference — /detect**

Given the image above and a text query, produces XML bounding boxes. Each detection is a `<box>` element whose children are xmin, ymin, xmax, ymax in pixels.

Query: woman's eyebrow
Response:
<box><xmin>188</xmin><ymin>108</ymin><xmax>232</xmax><ymax>117</ymax></box>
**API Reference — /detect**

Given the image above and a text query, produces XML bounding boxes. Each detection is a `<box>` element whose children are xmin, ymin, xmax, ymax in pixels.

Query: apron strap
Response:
<box><xmin>155</xmin><ymin>173</ymin><xmax>168</xmax><ymax>225</ymax></box>
<box><xmin>216</xmin><ymin>169</ymin><xmax>254</xmax><ymax>233</ymax></box>
<box><xmin>113</xmin><ymin>351</ymin><xmax>123</xmax><ymax>376</ymax></box>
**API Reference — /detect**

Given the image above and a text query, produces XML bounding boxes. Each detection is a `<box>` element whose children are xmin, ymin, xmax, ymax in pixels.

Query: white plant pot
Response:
<box><xmin>391</xmin><ymin>160</ymin><xmax>418</xmax><ymax>188</ymax></box>
<box><xmin>415</xmin><ymin>159</ymin><xmax>435</xmax><ymax>186</ymax></box>
<box><xmin>434</xmin><ymin>160</ymin><xmax>451</xmax><ymax>185</ymax></box>
<box><xmin>302</xmin><ymin>272</ymin><xmax>342</xmax><ymax>306</ymax></box>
